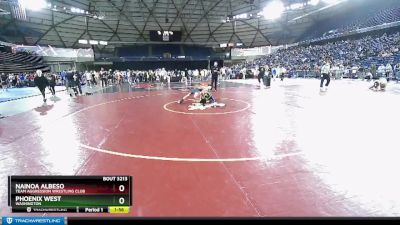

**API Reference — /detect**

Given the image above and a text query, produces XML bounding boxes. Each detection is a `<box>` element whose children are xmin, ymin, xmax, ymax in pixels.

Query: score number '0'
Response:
<box><xmin>119</xmin><ymin>185</ymin><xmax>126</xmax><ymax>205</ymax></box>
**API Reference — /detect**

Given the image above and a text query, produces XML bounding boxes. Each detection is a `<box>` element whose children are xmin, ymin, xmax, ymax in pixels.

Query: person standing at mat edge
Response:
<box><xmin>100</xmin><ymin>67</ymin><xmax>108</xmax><ymax>87</ymax></box>
<box><xmin>1</xmin><ymin>73</ymin><xmax>8</xmax><ymax>92</ymax></box>
<box><xmin>320</xmin><ymin>59</ymin><xmax>331</xmax><ymax>92</ymax></box>
<box><xmin>211</xmin><ymin>61</ymin><xmax>220</xmax><ymax>91</ymax></box>
<box><xmin>66</xmin><ymin>69</ymin><xmax>77</xmax><ymax>97</ymax></box>
<box><xmin>34</xmin><ymin>70</ymin><xmax>49</xmax><ymax>103</ymax></box>
<box><xmin>258</xmin><ymin>65</ymin><xmax>266</xmax><ymax>88</ymax></box>
<box><xmin>48</xmin><ymin>73</ymin><xmax>57</xmax><ymax>96</ymax></box>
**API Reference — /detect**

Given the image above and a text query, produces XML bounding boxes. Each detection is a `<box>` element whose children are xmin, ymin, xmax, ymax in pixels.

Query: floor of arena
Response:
<box><xmin>1</xmin><ymin>79</ymin><xmax>400</xmax><ymax>216</ymax></box>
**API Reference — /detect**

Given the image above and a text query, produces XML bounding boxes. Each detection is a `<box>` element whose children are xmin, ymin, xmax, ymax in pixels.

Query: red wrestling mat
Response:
<box><xmin>2</xmin><ymin>82</ymin><xmax>400</xmax><ymax>217</ymax></box>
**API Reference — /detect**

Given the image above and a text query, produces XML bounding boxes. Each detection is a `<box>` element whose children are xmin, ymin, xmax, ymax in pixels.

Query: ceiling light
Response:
<box><xmin>309</xmin><ymin>0</ymin><xmax>320</xmax><ymax>6</ymax></box>
<box><xmin>262</xmin><ymin>0</ymin><xmax>285</xmax><ymax>20</ymax></box>
<box><xmin>19</xmin><ymin>0</ymin><xmax>47</xmax><ymax>11</ymax></box>
<box><xmin>290</xmin><ymin>3</ymin><xmax>304</xmax><ymax>10</ymax></box>
<box><xmin>89</xmin><ymin>40</ymin><xmax>98</xmax><ymax>45</ymax></box>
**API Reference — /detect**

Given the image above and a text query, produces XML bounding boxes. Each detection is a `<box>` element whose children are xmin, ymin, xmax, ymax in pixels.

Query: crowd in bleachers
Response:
<box><xmin>333</xmin><ymin>7</ymin><xmax>400</xmax><ymax>37</ymax></box>
<box><xmin>301</xmin><ymin>2</ymin><xmax>400</xmax><ymax>43</ymax></box>
<box><xmin>234</xmin><ymin>32</ymin><xmax>400</xmax><ymax>80</ymax></box>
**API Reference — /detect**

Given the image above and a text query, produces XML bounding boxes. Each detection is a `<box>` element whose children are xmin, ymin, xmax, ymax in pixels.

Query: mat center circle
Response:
<box><xmin>163</xmin><ymin>98</ymin><xmax>251</xmax><ymax>115</ymax></box>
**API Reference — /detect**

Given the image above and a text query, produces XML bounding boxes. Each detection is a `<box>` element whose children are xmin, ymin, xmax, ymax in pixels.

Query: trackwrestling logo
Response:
<box><xmin>2</xmin><ymin>217</ymin><xmax>64</xmax><ymax>225</ymax></box>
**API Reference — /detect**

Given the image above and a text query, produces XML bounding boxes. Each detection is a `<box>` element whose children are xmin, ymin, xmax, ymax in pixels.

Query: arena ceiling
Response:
<box><xmin>0</xmin><ymin>0</ymin><xmax>349</xmax><ymax>52</ymax></box>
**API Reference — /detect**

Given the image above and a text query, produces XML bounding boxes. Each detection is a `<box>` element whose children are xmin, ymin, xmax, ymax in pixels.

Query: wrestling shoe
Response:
<box><xmin>178</xmin><ymin>99</ymin><xmax>184</xmax><ymax>104</ymax></box>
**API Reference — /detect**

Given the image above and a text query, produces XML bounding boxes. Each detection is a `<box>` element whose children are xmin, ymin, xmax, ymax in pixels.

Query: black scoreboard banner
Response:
<box><xmin>8</xmin><ymin>176</ymin><xmax>132</xmax><ymax>214</ymax></box>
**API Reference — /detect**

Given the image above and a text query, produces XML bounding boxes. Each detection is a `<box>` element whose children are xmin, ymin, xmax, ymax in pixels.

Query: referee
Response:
<box><xmin>258</xmin><ymin>66</ymin><xmax>265</xmax><ymax>87</ymax></box>
<box><xmin>211</xmin><ymin>61</ymin><xmax>220</xmax><ymax>91</ymax></box>
<box><xmin>320</xmin><ymin>59</ymin><xmax>331</xmax><ymax>92</ymax></box>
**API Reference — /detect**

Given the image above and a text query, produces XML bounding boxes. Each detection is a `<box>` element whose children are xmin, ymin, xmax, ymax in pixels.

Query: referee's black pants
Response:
<box><xmin>258</xmin><ymin>74</ymin><xmax>264</xmax><ymax>83</ymax></box>
<box><xmin>320</xmin><ymin>73</ymin><xmax>330</xmax><ymax>87</ymax></box>
<box><xmin>101</xmin><ymin>78</ymin><xmax>107</xmax><ymax>87</ymax></box>
<box><xmin>211</xmin><ymin>75</ymin><xmax>218</xmax><ymax>91</ymax></box>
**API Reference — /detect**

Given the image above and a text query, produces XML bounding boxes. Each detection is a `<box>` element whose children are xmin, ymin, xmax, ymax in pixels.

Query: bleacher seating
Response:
<box><xmin>298</xmin><ymin>0</ymin><xmax>400</xmax><ymax>43</ymax></box>
<box><xmin>152</xmin><ymin>45</ymin><xmax>181</xmax><ymax>57</ymax></box>
<box><xmin>115</xmin><ymin>44</ymin><xmax>214</xmax><ymax>60</ymax></box>
<box><xmin>235</xmin><ymin>32</ymin><xmax>400</xmax><ymax>77</ymax></box>
<box><xmin>117</xmin><ymin>46</ymin><xmax>149</xmax><ymax>58</ymax></box>
<box><xmin>0</xmin><ymin>51</ymin><xmax>49</xmax><ymax>73</ymax></box>
<box><xmin>183</xmin><ymin>46</ymin><xmax>212</xmax><ymax>59</ymax></box>
<box><xmin>361</xmin><ymin>52</ymin><xmax>400</xmax><ymax>68</ymax></box>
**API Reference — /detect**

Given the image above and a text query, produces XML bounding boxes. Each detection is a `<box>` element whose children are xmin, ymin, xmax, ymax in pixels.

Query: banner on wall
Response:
<box><xmin>231</xmin><ymin>46</ymin><xmax>274</xmax><ymax>58</ymax></box>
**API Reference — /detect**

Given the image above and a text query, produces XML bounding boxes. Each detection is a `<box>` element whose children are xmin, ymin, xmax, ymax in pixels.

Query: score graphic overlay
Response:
<box><xmin>8</xmin><ymin>176</ymin><xmax>132</xmax><ymax>214</ymax></box>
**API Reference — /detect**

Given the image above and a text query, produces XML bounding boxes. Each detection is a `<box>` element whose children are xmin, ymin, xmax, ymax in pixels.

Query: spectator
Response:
<box><xmin>1</xmin><ymin>73</ymin><xmax>8</xmax><ymax>91</ymax></box>
<box><xmin>33</xmin><ymin>70</ymin><xmax>49</xmax><ymax>103</ymax></box>
<box><xmin>47</xmin><ymin>73</ymin><xmax>57</xmax><ymax>96</ymax></box>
